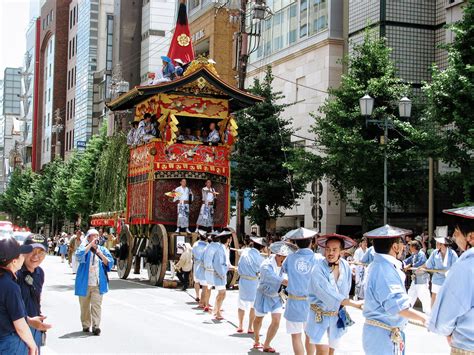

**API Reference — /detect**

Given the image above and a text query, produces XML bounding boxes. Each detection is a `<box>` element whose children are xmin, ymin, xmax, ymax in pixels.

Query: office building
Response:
<box><xmin>36</xmin><ymin>0</ymin><xmax>70</xmax><ymax>168</ymax></box>
<box><xmin>0</xmin><ymin>69</ymin><xmax>23</xmax><ymax>192</ymax></box>
<box><xmin>245</xmin><ymin>0</ymin><xmax>360</xmax><ymax>234</ymax></box>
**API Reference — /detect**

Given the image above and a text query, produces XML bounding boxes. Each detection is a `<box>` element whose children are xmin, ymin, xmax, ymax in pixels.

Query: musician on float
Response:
<box><xmin>173</xmin><ymin>178</ymin><xmax>193</xmax><ymax>233</ymax></box>
<box><xmin>195</xmin><ymin>179</ymin><xmax>217</xmax><ymax>232</ymax></box>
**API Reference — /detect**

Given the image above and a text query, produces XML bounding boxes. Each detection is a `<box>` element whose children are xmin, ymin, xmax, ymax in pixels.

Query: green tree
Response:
<box><xmin>67</xmin><ymin>124</ymin><xmax>108</xmax><ymax>225</ymax></box>
<box><xmin>94</xmin><ymin>132</ymin><xmax>129</xmax><ymax>213</ymax></box>
<box><xmin>0</xmin><ymin>168</ymin><xmax>38</xmax><ymax>228</ymax></box>
<box><xmin>232</xmin><ymin>67</ymin><xmax>311</xmax><ymax>234</ymax></box>
<box><xmin>423</xmin><ymin>0</ymin><xmax>474</xmax><ymax>204</ymax></box>
<box><xmin>310</xmin><ymin>31</ymin><xmax>432</xmax><ymax>228</ymax></box>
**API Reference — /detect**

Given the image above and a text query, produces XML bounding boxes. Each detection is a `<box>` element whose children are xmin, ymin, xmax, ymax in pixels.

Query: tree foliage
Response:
<box><xmin>423</xmin><ymin>0</ymin><xmax>474</xmax><ymax>204</ymax></box>
<box><xmin>310</xmin><ymin>31</ymin><xmax>433</xmax><ymax>227</ymax></box>
<box><xmin>232</xmin><ymin>67</ymin><xmax>312</xmax><ymax>234</ymax></box>
<box><xmin>0</xmin><ymin>124</ymin><xmax>129</xmax><ymax>232</ymax></box>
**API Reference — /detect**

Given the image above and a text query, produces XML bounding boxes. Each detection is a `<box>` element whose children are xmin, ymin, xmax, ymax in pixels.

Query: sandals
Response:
<box><xmin>236</xmin><ymin>328</ymin><xmax>243</xmax><ymax>333</ymax></box>
<box><xmin>247</xmin><ymin>330</ymin><xmax>254</xmax><ymax>334</ymax></box>
<box><xmin>214</xmin><ymin>316</ymin><xmax>224</xmax><ymax>321</ymax></box>
<box><xmin>263</xmin><ymin>347</ymin><xmax>276</xmax><ymax>353</ymax></box>
<box><xmin>253</xmin><ymin>343</ymin><xmax>263</xmax><ymax>349</ymax></box>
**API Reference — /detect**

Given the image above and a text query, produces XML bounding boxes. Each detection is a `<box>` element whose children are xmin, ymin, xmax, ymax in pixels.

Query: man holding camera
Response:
<box><xmin>75</xmin><ymin>228</ymin><xmax>114</xmax><ymax>336</ymax></box>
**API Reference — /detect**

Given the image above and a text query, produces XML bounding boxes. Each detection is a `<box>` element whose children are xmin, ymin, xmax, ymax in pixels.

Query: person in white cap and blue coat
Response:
<box><xmin>75</xmin><ymin>228</ymin><xmax>114</xmax><ymax>336</ymax></box>
<box><xmin>305</xmin><ymin>234</ymin><xmax>363</xmax><ymax>355</ymax></box>
<box><xmin>253</xmin><ymin>241</ymin><xmax>296</xmax><ymax>353</ymax></box>
<box><xmin>429</xmin><ymin>206</ymin><xmax>474</xmax><ymax>354</ymax></box>
<box><xmin>362</xmin><ymin>225</ymin><xmax>428</xmax><ymax>355</ymax></box>
<box><xmin>422</xmin><ymin>226</ymin><xmax>458</xmax><ymax>306</ymax></box>
<box><xmin>236</xmin><ymin>236</ymin><xmax>266</xmax><ymax>334</ymax></box>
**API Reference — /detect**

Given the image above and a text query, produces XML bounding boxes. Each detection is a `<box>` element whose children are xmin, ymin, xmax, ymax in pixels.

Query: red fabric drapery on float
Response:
<box><xmin>167</xmin><ymin>0</ymin><xmax>195</xmax><ymax>63</ymax></box>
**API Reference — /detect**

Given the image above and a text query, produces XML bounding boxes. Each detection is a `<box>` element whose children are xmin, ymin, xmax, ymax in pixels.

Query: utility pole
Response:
<box><xmin>235</xmin><ymin>0</ymin><xmax>248</xmax><ymax>238</ymax></box>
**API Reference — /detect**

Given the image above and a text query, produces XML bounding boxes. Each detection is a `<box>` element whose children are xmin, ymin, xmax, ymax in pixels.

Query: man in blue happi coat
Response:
<box><xmin>253</xmin><ymin>241</ymin><xmax>296</xmax><ymax>353</ymax></box>
<box><xmin>282</xmin><ymin>229</ymin><xmax>321</xmax><ymax>355</ymax></box>
<box><xmin>429</xmin><ymin>206</ymin><xmax>474</xmax><ymax>354</ymax></box>
<box><xmin>236</xmin><ymin>236</ymin><xmax>266</xmax><ymax>334</ymax></box>
<box><xmin>403</xmin><ymin>240</ymin><xmax>431</xmax><ymax>315</ymax></box>
<box><xmin>360</xmin><ymin>245</ymin><xmax>375</xmax><ymax>265</ymax></box>
<box><xmin>305</xmin><ymin>234</ymin><xmax>363</xmax><ymax>355</ymax></box>
<box><xmin>192</xmin><ymin>230</ymin><xmax>208</xmax><ymax>307</ymax></box>
<box><xmin>211</xmin><ymin>230</ymin><xmax>234</xmax><ymax>320</ymax></box>
<box><xmin>202</xmin><ymin>232</ymin><xmax>220</xmax><ymax>312</ymax></box>
<box><xmin>362</xmin><ymin>225</ymin><xmax>427</xmax><ymax>355</ymax></box>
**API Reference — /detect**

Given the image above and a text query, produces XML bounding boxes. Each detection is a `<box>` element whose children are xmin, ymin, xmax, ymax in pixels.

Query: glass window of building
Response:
<box><xmin>106</xmin><ymin>15</ymin><xmax>113</xmax><ymax>71</ymax></box>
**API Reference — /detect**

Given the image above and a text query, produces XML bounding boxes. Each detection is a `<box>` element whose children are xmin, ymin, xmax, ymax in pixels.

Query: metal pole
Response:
<box><xmin>236</xmin><ymin>0</ymin><xmax>248</xmax><ymax>237</ymax></box>
<box><xmin>383</xmin><ymin>117</ymin><xmax>388</xmax><ymax>225</ymax></box>
<box><xmin>428</xmin><ymin>157</ymin><xmax>434</xmax><ymax>241</ymax></box>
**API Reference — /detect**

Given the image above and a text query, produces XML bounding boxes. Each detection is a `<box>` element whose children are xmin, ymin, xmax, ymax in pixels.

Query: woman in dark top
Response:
<box><xmin>0</xmin><ymin>237</ymin><xmax>37</xmax><ymax>355</ymax></box>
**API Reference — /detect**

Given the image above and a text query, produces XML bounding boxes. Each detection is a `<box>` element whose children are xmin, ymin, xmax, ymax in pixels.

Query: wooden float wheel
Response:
<box><xmin>117</xmin><ymin>224</ymin><xmax>134</xmax><ymax>279</ymax></box>
<box><xmin>143</xmin><ymin>224</ymin><xmax>168</xmax><ymax>286</ymax></box>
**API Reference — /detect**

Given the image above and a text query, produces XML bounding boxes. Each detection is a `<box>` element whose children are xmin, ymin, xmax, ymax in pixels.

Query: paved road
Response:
<box><xmin>39</xmin><ymin>255</ymin><xmax>450</xmax><ymax>354</ymax></box>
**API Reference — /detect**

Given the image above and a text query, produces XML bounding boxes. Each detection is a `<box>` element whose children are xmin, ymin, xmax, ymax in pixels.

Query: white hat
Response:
<box><xmin>86</xmin><ymin>228</ymin><xmax>100</xmax><ymax>237</ymax></box>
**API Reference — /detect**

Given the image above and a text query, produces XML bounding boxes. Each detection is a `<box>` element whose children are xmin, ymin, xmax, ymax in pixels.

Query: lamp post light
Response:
<box><xmin>359</xmin><ymin>94</ymin><xmax>412</xmax><ymax>224</ymax></box>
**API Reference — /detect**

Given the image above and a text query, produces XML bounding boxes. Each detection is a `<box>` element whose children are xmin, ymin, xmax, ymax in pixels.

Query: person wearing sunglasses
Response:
<box><xmin>16</xmin><ymin>235</ymin><xmax>53</xmax><ymax>352</ymax></box>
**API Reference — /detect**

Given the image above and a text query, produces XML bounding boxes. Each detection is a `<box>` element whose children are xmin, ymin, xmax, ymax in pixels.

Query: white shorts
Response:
<box><xmin>255</xmin><ymin>307</ymin><xmax>283</xmax><ymax>317</ymax></box>
<box><xmin>238</xmin><ymin>299</ymin><xmax>254</xmax><ymax>311</ymax></box>
<box><xmin>196</xmin><ymin>278</ymin><xmax>207</xmax><ymax>286</ymax></box>
<box><xmin>431</xmin><ymin>283</ymin><xmax>442</xmax><ymax>294</ymax></box>
<box><xmin>286</xmin><ymin>320</ymin><xmax>306</xmax><ymax>334</ymax></box>
<box><xmin>215</xmin><ymin>285</ymin><xmax>226</xmax><ymax>291</ymax></box>
<box><xmin>311</xmin><ymin>329</ymin><xmax>342</xmax><ymax>349</ymax></box>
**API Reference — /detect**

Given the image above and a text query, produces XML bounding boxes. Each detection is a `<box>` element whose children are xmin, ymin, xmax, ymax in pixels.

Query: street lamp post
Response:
<box><xmin>359</xmin><ymin>94</ymin><xmax>412</xmax><ymax>225</ymax></box>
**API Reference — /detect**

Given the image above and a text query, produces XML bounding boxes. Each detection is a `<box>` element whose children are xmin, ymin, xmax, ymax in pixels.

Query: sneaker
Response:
<box><xmin>175</xmin><ymin>228</ymin><xmax>180</xmax><ymax>233</ymax></box>
<box><xmin>186</xmin><ymin>229</ymin><xmax>191</xmax><ymax>233</ymax></box>
<box><xmin>92</xmin><ymin>328</ymin><xmax>101</xmax><ymax>336</ymax></box>
<box><xmin>82</xmin><ymin>328</ymin><xmax>90</xmax><ymax>333</ymax></box>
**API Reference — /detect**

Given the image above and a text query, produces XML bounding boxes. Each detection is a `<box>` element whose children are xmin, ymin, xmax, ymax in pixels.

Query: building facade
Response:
<box><xmin>245</xmin><ymin>0</ymin><xmax>360</xmax><ymax>234</ymax></box>
<box><xmin>36</xmin><ymin>0</ymin><xmax>70</xmax><ymax>169</ymax></box>
<box><xmin>64</xmin><ymin>0</ymin><xmax>78</xmax><ymax>158</ymax></box>
<box><xmin>0</xmin><ymin>69</ymin><xmax>23</xmax><ymax>192</ymax></box>
<box><xmin>73</xmin><ymin>0</ymin><xmax>114</xmax><ymax>149</ymax></box>
<box><xmin>348</xmin><ymin>0</ymin><xmax>466</xmax><ymax>88</ymax></box>
<box><xmin>140</xmin><ymin>0</ymin><xmax>177</xmax><ymax>84</ymax></box>
<box><xmin>188</xmin><ymin>2</ymin><xmax>239</xmax><ymax>85</ymax></box>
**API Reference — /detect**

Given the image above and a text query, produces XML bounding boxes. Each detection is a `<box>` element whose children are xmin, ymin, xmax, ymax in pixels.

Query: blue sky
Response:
<box><xmin>0</xmin><ymin>0</ymin><xmax>30</xmax><ymax>79</ymax></box>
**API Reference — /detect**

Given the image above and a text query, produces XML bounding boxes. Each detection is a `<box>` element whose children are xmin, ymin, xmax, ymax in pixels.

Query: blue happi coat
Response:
<box><xmin>283</xmin><ymin>248</ymin><xmax>322</xmax><ymax>322</ymax></box>
<box><xmin>361</xmin><ymin>246</ymin><xmax>375</xmax><ymax>265</ymax></box>
<box><xmin>203</xmin><ymin>242</ymin><xmax>220</xmax><ymax>286</ymax></box>
<box><xmin>404</xmin><ymin>250</ymin><xmax>429</xmax><ymax>284</ymax></box>
<box><xmin>238</xmin><ymin>248</ymin><xmax>264</xmax><ymax>302</ymax></box>
<box><xmin>305</xmin><ymin>258</ymin><xmax>352</xmax><ymax>344</ymax></box>
<box><xmin>254</xmin><ymin>255</ymin><xmax>284</xmax><ymax>314</ymax></box>
<box><xmin>212</xmin><ymin>243</ymin><xmax>228</xmax><ymax>287</ymax></box>
<box><xmin>425</xmin><ymin>248</ymin><xmax>458</xmax><ymax>286</ymax></box>
<box><xmin>192</xmin><ymin>240</ymin><xmax>208</xmax><ymax>282</ymax></box>
<box><xmin>363</xmin><ymin>253</ymin><xmax>411</xmax><ymax>355</ymax></box>
<box><xmin>429</xmin><ymin>248</ymin><xmax>474</xmax><ymax>352</ymax></box>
